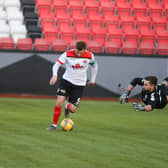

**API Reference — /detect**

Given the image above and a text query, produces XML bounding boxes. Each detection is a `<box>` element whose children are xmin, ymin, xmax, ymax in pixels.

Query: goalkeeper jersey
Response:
<box><xmin>56</xmin><ymin>49</ymin><xmax>96</xmax><ymax>86</ymax></box>
<box><xmin>130</xmin><ymin>77</ymin><xmax>167</xmax><ymax>109</ymax></box>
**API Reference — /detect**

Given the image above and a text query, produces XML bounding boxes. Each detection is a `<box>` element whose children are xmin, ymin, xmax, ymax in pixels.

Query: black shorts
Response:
<box><xmin>56</xmin><ymin>79</ymin><xmax>85</xmax><ymax>107</ymax></box>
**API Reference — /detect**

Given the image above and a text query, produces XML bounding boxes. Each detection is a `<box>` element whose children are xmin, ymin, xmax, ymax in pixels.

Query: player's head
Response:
<box><xmin>75</xmin><ymin>41</ymin><xmax>86</xmax><ymax>57</ymax></box>
<box><xmin>143</xmin><ymin>76</ymin><xmax>158</xmax><ymax>92</ymax></box>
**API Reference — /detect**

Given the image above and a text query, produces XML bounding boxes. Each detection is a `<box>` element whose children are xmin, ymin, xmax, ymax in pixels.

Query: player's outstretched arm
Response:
<box><xmin>133</xmin><ymin>102</ymin><xmax>152</xmax><ymax>112</ymax></box>
<box><xmin>120</xmin><ymin>85</ymin><xmax>133</xmax><ymax>104</ymax></box>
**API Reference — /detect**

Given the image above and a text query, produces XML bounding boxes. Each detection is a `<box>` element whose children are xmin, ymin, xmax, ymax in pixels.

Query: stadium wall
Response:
<box><xmin>0</xmin><ymin>51</ymin><xmax>167</xmax><ymax>98</ymax></box>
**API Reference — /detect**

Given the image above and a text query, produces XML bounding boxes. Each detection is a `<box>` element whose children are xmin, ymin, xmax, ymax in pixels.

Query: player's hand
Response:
<box><xmin>49</xmin><ymin>75</ymin><xmax>57</xmax><ymax>85</ymax></box>
<box><xmin>87</xmin><ymin>81</ymin><xmax>95</xmax><ymax>87</ymax></box>
<box><xmin>120</xmin><ymin>91</ymin><xmax>129</xmax><ymax>104</ymax></box>
<box><xmin>132</xmin><ymin>102</ymin><xmax>145</xmax><ymax>111</ymax></box>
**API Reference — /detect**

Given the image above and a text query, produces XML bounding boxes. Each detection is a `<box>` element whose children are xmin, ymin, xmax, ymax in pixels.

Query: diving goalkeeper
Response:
<box><xmin>120</xmin><ymin>76</ymin><xmax>168</xmax><ymax>112</ymax></box>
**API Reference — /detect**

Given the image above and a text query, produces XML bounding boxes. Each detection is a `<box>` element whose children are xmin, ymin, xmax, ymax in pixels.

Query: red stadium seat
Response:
<box><xmin>69</xmin><ymin>0</ymin><xmax>83</xmax><ymax>15</ymax></box>
<box><xmin>139</xmin><ymin>41</ymin><xmax>155</xmax><ymax>55</ymax></box>
<box><xmin>84</xmin><ymin>0</ymin><xmax>99</xmax><ymax>16</ymax></box>
<box><xmin>71</xmin><ymin>12</ymin><xmax>87</xmax><ymax>27</ymax></box>
<box><xmin>100</xmin><ymin>1</ymin><xmax>115</xmax><ymax>17</ymax></box>
<box><xmin>122</xmin><ymin>41</ymin><xmax>138</xmax><ymax>54</ymax></box>
<box><xmin>152</xmin><ymin>16</ymin><xmax>167</xmax><ymax>32</ymax></box>
<box><xmin>104</xmin><ymin>15</ymin><xmax>120</xmax><ymax>30</ymax></box>
<box><xmin>55</xmin><ymin>12</ymin><xmax>71</xmax><ymax>25</ymax></box>
<box><xmin>51</xmin><ymin>39</ymin><xmax>67</xmax><ymax>52</ymax></box>
<box><xmin>88</xmin><ymin>13</ymin><xmax>104</xmax><ymax>29</ymax></box>
<box><xmin>34</xmin><ymin>38</ymin><xmax>50</xmax><ymax>51</ymax></box>
<box><xmin>17</xmin><ymin>38</ymin><xmax>33</xmax><ymax>50</ymax></box>
<box><xmin>156</xmin><ymin>30</ymin><xmax>168</xmax><ymax>55</ymax></box>
<box><xmin>107</xmin><ymin>27</ymin><xmax>123</xmax><ymax>44</ymax></box>
<box><xmin>0</xmin><ymin>37</ymin><xmax>15</xmax><ymax>50</ymax></box>
<box><xmin>104</xmin><ymin>41</ymin><xmax>121</xmax><ymax>54</ymax></box>
<box><xmin>157</xmin><ymin>42</ymin><xmax>168</xmax><ymax>55</ymax></box>
<box><xmin>116</xmin><ymin>0</ymin><xmax>131</xmax><ymax>17</ymax></box>
<box><xmin>99</xmin><ymin>0</ymin><xmax>112</xmax><ymax>2</ymax></box>
<box><xmin>75</xmin><ymin>25</ymin><xmax>91</xmax><ymax>42</ymax></box>
<box><xmin>43</xmin><ymin>26</ymin><xmax>58</xmax><ymax>44</ymax></box>
<box><xmin>156</xmin><ymin>30</ymin><xmax>168</xmax><ymax>43</ymax></box>
<box><xmin>136</xmin><ymin>16</ymin><xmax>152</xmax><ymax>31</ymax></box>
<box><xmin>53</xmin><ymin>0</ymin><xmax>68</xmax><ymax>15</ymax></box>
<box><xmin>122</xmin><ymin>28</ymin><xmax>139</xmax><ymax>54</ymax></box>
<box><xmin>163</xmin><ymin>0</ymin><xmax>168</xmax><ymax>17</ymax></box>
<box><xmin>58</xmin><ymin>24</ymin><xmax>75</xmax><ymax>45</ymax></box>
<box><xmin>38</xmin><ymin>8</ymin><xmax>51</xmax><ymax>16</ymax></box>
<box><xmin>123</xmin><ymin>28</ymin><xmax>139</xmax><ymax>42</ymax></box>
<box><xmin>146</xmin><ymin>0</ymin><xmax>163</xmax><ymax>17</ymax></box>
<box><xmin>107</xmin><ymin>27</ymin><xmax>123</xmax><ymax>54</ymax></box>
<box><xmin>36</xmin><ymin>0</ymin><xmax>52</xmax><ymax>15</ymax></box>
<box><xmin>91</xmin><ymin>26</ymin><xmax>107</xmax><ymax>45</ymax></box>
<box><xmin>87</xmin><ymin>40</ymin><xmax>103</xmax><ymax>53</ymax></box>
<box><xmin>120</xmin><ymin>15</ymin><xmax>135</xmax><ymax>31</ymax></box>
<box><xmin>139</xmin><ymin>29</ymin><xmax>156</xmax><ymax>55</ymax></box>
<box><xmin>139</xmin><ymin>28</ymin><xmax>155</xmax><ymax>43</ymax></box>
<box><xmin>39</xmin><ymin>13</ymin><xmax>55</xmax><ymax>28</ymax></box>
<box><xmin>131</xmin><ymin>0</ymin><xmax>147</xmax><ymax>17</ymax></box>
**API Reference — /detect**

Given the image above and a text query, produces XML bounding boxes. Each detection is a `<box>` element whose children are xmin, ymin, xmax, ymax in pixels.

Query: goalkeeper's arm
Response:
<box><xmin>133</xmin><ymin>102</ymin><xmax>153</xmax><ymax>112</ymax></box>
<box><xmin>120</xmin><ymin>84</ymin><xmax>133</xmax><ymax>104</ymax></box>
<box><xmin>120</xmin><ymin>77</ymin><xmax>144</xmax><ymax>104</ymax></box>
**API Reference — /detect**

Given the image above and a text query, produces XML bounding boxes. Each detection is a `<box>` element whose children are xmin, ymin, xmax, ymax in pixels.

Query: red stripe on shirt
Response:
<box><xmin>57</xmin><ymin>59</ymin><xmax>63</xmax><ymax>65</ymax></box>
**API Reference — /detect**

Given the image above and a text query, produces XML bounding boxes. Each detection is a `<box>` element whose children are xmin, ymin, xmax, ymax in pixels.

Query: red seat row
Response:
<box><xmin>36</xmin><ymin>0</ymin><xmax>168</xmax><ymax>18</ymax></box>
<box><xmin>1</xmin><ymin>33</ymin><xmax>168</xmax><ymax>55</ymax></box>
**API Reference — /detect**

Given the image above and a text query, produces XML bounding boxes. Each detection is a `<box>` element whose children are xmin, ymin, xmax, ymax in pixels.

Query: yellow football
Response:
<box><xmin>60</xmin><ymin>119</ymin><xmax>74</xmax><ymax>131</ymax></box>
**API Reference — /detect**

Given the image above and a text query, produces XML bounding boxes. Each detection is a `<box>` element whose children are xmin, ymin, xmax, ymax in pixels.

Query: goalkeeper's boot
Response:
<box><xmin>64</xmin><ymin>103</ymin><xmax>70</xmax><ymax>118</ymax></box>
<box><xmin>47</xmin><ymin>124</ymin><xmax>57</xmax><ymax>131</ymax></box>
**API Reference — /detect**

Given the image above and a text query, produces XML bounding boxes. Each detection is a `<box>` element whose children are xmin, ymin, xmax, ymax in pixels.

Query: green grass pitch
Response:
<box><xmin>0</xmin><ymin>97</ymin><xmax>168</xmax><ymax>168</ymax></box>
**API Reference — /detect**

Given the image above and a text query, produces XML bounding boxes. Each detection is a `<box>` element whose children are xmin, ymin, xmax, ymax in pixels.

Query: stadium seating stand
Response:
<box><xmin>156</xmin><ymin>30</ymin><xmax>168</xmax><ymax>55</ymax></box>
<box><xmin>34</xmin><ymin>38</ymin><xmax>50</xmax><ymax>51</ymax></box>
<box><xmin>51</xmin><ymin>39</ymin><xmax>67</xmax><ymax>52</ymax></box>
<box><xmin>16</xmin><ymin>38</ymin><xmax>33</xmax><ymax>50</ymax></box>
<box><xmin>0</xmin><ymin>37</ymin><xmax>15</xmax><ymax>50</ymax></box>
<box><xmin>87</xmin><ymin>40</ymin><xmax>103</xmax><ymax>53</ymax></box>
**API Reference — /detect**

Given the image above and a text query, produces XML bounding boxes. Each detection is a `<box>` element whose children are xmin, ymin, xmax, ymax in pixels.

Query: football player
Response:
<box><xmin>120</xmin><ymin>76</ymin><xmax>168</xmax><ymax>112</ymax></box>
<box><xmin>47</xmin><ymin>41</ymin><xmax>98</xmax><ymax>130</ymax></box>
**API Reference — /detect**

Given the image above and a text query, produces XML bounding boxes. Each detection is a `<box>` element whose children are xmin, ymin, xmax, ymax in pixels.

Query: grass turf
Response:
<box><xmin>0</xmin><ymin>97</ymin><xmax>168</xmax><ymax>168</ymax></box>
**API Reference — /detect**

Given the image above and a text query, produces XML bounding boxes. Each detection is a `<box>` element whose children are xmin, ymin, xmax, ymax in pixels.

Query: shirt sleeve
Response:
<box><xmin>89</xmin><ymin>53</ymin><xmax>96</xmax><ymax>66</ymax></box>
<box><xmin>52</xmin><ymin>52</ymin><xmax>66</xmax><ymax>76</ymax></box>
<box><xmin>130</xmin><ymin>77</ymin><xmax>144</xmax><ymax>87</ymax></box>
<box><xmin>163</xmin><ymin>77</ymin><xmax>168</xmax><ymax>83</ymax></box>
<box><xmin>89</xmin><ymin>54</ymin><xmax>98</xmax><ymax>83</ymax></box>
<box><xmin>57</xmin><ymin>52</ymin><xmax>67</xmax><ymax>64</ymax></box>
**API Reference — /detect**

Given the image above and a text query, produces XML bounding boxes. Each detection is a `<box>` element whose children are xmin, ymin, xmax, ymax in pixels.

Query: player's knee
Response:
<box><xmin>56</xmin><ymin>101</ymin><xmax>64</xmax><ymax>107</ymax></box>
<box><xmin>70</xmin><ymin>105</ymin><xmax>77</xmax><ymax>113</ymax></box>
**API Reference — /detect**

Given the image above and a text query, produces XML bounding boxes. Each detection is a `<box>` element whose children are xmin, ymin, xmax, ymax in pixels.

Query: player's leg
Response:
<box><xmin>47</xmin><ymin>96</ymin><xmax>66</xmax><ymax>130</ymax></box>
<box><xmin>53</xmin><ymin>96</ymin><xmax>66</xmax><ymax>124</ymax></box>
<box><xmin>47</xmin><ymin>79</ymin><xmax>69</xmax><ymax>130</ymax></box>
<box><xmin>64</xmin><ymin>85</ymin><xmax>84</xmax><ymax>117</ymax></box>
<box><xmin>64</xmin><ymin>101</ymin><xmax>78</xmax><ymax>117</ymax></box>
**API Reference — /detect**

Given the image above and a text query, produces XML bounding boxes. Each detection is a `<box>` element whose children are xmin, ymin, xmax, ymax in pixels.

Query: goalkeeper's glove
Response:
<box><xmin>120</xmin><ymin>91</ymin><xmax>130</xmax><ymax>104</ymax></box>
<box><xmin>132</xmin><ymin>102</ymin><xmax>145</xmax><ymax>111</ymax></box>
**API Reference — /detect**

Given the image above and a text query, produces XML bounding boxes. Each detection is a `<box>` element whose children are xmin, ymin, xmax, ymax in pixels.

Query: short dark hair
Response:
<box><xmin>145</xmin><ymin>76</ymin><xmax>158</xmax><ymax>86</ymax></box>
<box><xmin>75</xmin><ymin>41</ymin><xmax>86</xmax><ymax>50</ymax></box>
